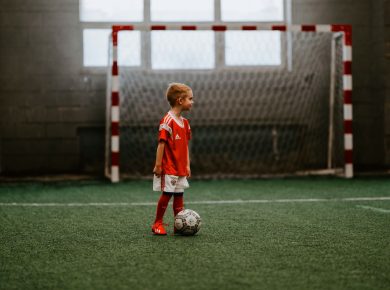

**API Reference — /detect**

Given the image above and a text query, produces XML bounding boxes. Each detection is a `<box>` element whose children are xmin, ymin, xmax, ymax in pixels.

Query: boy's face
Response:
<box><xmin>179</xmin><ymin>91</ymin><xmax>194</xmax><ymax>111</ymax></box>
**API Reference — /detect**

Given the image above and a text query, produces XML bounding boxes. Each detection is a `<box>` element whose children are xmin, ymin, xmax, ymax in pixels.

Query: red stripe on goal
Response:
<box><xmin>111</xmin><ymin>152</ymin><xmax>120</xmax><ymax>166</ymax></box>
<box><xmin>344</xmin><ymin>120</ymin><xmax>353</xmax><ymax>134</ymax></box>
<box><xmin>344</xmin><ymin>90</ymin><xmax>352</xmax><ymax>104</ymax></box>
<box><xmin>331</xmin><ymin>24</ymin><xmax>344</xmax><ymax>32</ymax></box>
<box><xmin>112</xmin><ymin>61</ymin><xmax>118</xmax><ymax>76</ymax></box>
<box><xmin>242</xmin><ymin>26</ymin><xmax>257</xmax><ymax>30</ymax></box>
<box><xmin>111</xmin><ymin>92</ymin><xmax>119</xmax><ymax>106</ymax></box>
<box><xmin>344</xmin><ymin>150</ymin><xmax>353</xmax><ymax>163</ymax></box>
<box><xmin>151</xmin><ymin>25</ymin><xmax>166</xmax><ymax>30</ymax></box>
<box><xmin>111</xmin><ymin>122</ymin><xmax>119</xmax><ymax>136</ymax></box>
<box><xmin>344</xmin><ymin>34</ymin><xmax>352</xmax><ymax>46</ymax></box>
<box><xmin>113</xmin><ymin>25</ymin><xmax>134</xmax><ymax>32</ymax></box>
<box><xmin>182</xmin><ymin>26</ymin><xmax>197</xmax><ymax>30</ymax></box>
<box><xmin>112</xmin><ymin>32</ymin><xmax>118</xmax><ymax>46</ymax></box>
<box><xmin>272</xmin><ymin>25</ymin><xmax>286</xmax><ymax>31</ymax></box>
<box><xmin>112</xmin><ymin>26</ymin><xmax>134</xmax><ymax>46</ymax></box>
<box><xmin>301</xmin><ymin>25</ymin><xmax>316</xmax><ymax>32</ymax></box>
<box><xmin>331</xmin><ymin>25</ymin><xmax>352</xmax><ymax>45</ymax></box>
<box><xmin>212</xmin><ymin>25</ymin><xmax>227</xmax><ymax>31</ymax></box>
<box><xmin>344</xmin><ymin>61</ymin><xmax>352</xmax><ymax>75</ymax></box>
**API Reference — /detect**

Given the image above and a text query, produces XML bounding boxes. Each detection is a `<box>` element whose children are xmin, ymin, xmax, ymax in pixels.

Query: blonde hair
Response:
<box><xmin>166</xmin><ymin>83</ymin><xmax>192</xmax><ymax>107</ymax></box>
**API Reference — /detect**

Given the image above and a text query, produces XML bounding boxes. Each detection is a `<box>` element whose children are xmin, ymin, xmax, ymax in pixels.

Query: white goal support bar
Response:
<box><xmin>107</xmin><ymin>23</ymin><xmax>353</xmax><ymax>182</ymax></box>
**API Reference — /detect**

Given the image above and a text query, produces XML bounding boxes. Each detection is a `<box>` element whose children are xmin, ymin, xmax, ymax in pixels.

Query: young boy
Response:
<box><xmin>152</xmin><ymin>83</ymin><xmax>194</xmax><ymax>235</ymax></box>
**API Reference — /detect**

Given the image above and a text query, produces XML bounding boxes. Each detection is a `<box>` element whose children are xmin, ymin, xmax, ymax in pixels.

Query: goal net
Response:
<box><xmin>105</xmin><ymin>25</ymin><xmax>353</xmax><ymax>182</ymax></box>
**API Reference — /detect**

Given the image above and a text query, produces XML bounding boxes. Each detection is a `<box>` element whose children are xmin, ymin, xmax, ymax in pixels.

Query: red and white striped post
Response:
<box><xmin>329</xmin><ymin>25</ymin><xmax>353</xmax><ymax>178</ymax></box>
<box><xmin>109</xmin><ymin>24</ymin><xmax>353</xmax><ymax>181</ymax></box>
<box><xmin>110</xmin><ymin>26</ymin><xmax>127</xmax><ymax>182</ymax></box>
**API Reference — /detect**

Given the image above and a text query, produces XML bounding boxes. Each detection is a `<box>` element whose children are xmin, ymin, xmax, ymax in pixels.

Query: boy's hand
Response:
<box><xmin>186</xmin><ymin>166</ymin><xmax>191</xmax><ymax>178</ymax></box>
<box><xmin>153</xmin><ymin>165</ymin><xmax>162</xmax><ymax>177</ymax></box>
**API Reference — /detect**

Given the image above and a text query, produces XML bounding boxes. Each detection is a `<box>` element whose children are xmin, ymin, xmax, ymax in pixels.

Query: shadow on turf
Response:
<box><xmin>148</xmin><ymin>232</ymin><xmax>200</xmax><ymax>238</ymax></box>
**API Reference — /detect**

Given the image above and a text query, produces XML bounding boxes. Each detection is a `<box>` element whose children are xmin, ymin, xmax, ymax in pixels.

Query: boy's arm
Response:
<box><xmin>153</xmin><ymin>141</ymin><xmax>165</xmax><ymax>177</ymax></box>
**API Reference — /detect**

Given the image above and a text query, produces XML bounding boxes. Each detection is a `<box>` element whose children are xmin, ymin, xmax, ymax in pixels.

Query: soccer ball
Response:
<box><xmin>174</xmin><ymin>209</ymin><xmax>202</xmax><ymax>236</ymax></box>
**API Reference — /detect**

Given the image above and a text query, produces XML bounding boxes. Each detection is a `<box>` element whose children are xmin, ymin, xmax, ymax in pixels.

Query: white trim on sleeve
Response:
<box><xmin>159</xmin><ymin>123</ymin><xmax>172</xmax><ymax>135</ymax></box>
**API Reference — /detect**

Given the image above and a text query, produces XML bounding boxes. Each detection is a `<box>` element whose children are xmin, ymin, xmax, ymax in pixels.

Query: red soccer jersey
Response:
<box><xmin>158</xmin><ymin>111</ymin><xmax>191</xmax><ymax>176</ymax></box>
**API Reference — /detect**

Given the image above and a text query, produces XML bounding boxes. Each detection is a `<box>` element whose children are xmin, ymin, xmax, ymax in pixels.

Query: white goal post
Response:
<box><xmin>105</xmin><ymin>24</ymin><xmax>353</xmax><ymax>182</ymax></box>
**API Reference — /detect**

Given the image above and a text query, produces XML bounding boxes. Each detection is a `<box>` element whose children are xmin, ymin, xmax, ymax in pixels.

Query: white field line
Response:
<box><xmin>0</xmin><ymin>197</ymin><xmax>390</xmax><ymax>207</ymax></box>
<box><xmin>356</xmin><ymin>205</ymin><xmax>390</xmax><ymax>214</ymax></box>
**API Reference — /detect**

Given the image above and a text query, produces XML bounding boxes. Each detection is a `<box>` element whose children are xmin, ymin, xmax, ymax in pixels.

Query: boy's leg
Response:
<box><xmin>154</xmin><ymin>192</ymin><xmax>173</xmax><ymax>224</ymax></box>
<box><xmin>152</xmin><ymin>192</ymin><xmax>173</xmax><ymax>235</ymax></box>
<box><xmin>173</xmin><ymin>192</ymin><xmax>184</xmax><ymax>234</ymax></box>
<box><xmin>173</xmin><ymin>192</ymin><xmax>184</xmax><ymax>217</ymax></box>
<box><xmin>173</xmin><ymin>177</ymin><xmax>188</xmax><ymax>216</ymax></box>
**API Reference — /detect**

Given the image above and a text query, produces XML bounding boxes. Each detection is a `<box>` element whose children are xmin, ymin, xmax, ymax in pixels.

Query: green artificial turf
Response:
<box><xmin>0</xmin><ymin>178</ymin><xmax>390</xmax><ymax>289</ymax></box>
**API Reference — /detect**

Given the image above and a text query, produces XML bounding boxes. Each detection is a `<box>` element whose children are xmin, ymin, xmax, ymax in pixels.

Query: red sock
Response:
<box><xmin>173</xmin><ymin>195</ymin><xmax>184</xmax><ymax>217</ymax></box>
<box><xmin>154</xmin><ymin>193</ymin><xmax>172</xmax><ymax>224</ymax></box>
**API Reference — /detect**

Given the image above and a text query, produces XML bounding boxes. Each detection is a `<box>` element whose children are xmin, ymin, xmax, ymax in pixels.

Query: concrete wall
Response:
<box><xmin>385</xmin><ymin>0</ymin><xmax>390</xmax><ymax>166</ymax></box>
<box><xmin>0</xmin><ymin>0</ymin><xmax>106</xmax><ymax>174</ymax></box>
<box><xmin>0</xmin><ymin>0</ymin><xmax>388</xmax><ymax>175</ymax></box>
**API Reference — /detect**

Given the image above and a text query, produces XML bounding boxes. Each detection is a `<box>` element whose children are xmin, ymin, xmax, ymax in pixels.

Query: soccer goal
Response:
<box><xmin>105</xmin><ymin>24</ymin><xmax>353</xmax><ymax>182</ymax></box>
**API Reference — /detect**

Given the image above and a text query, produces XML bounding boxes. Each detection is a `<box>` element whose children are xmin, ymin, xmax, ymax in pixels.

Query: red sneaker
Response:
<box><xmin>152</xmin><ymin>222</ymin><xmax>167</xmax><ymax>235</ymax></box>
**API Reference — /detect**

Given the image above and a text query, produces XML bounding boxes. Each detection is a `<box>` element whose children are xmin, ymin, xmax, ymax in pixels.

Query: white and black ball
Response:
<box><xmin>174</xmin><ymin>209</ymin><xmax>202</xmax><ymax>236</ymax></box>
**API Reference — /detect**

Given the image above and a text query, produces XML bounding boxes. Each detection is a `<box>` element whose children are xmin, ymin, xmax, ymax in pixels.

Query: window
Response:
<box><xmin>151</xmin><ymin>0</ymin><xmax>214</xmax><ymax>22</ymax></box>
<box><xmin>152</xmin><ymin>31</ymin><xmax>214</xmax><ymax>69</ymax></box>
<box><xmin>83</xmin><ymin>29</ymin><xmax>141</xmax><ymax>67</ymax></box>
<box><xmin>117</xmin><ymin>31</ymin><xmax>142</xmax><ymax>66</ymax></box>
<box><xmin>80</xmin><ymin>0</ymin><xmax>143</xmax><ymax>22</ymax></box>
<box><xmin>225</xmin><ymin>31</ymin><xmax>282</xmax><ymax>66</ymax></box>
<box><xmin>221</xmin><ymin>0</ymin><xmax>284</xmax><ymax>22</ymax></box>
<box><xmin>81</xmin><ymin>0</ymin><xmax>287</xmax><ymax>68</ymax></box>
<box><xmin>83</xmin><ymin>29</ymin><xmax>111</xmax><ymax>67</ymax></box>
<box><xmin>221</xmin><ymin>0</ymin><xmax>284</xmax><ymax>66</ymax></box>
